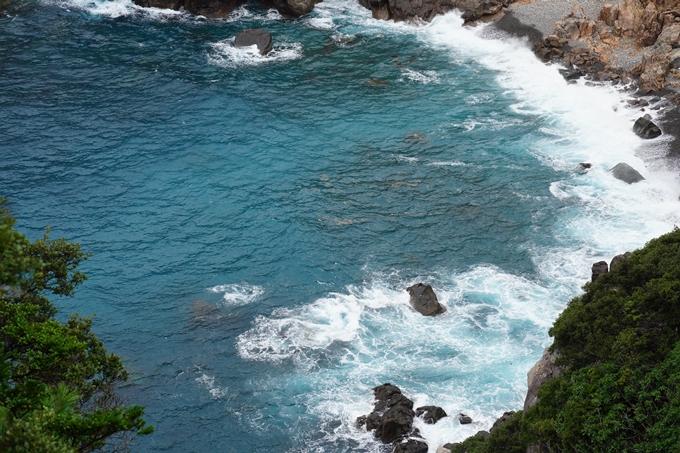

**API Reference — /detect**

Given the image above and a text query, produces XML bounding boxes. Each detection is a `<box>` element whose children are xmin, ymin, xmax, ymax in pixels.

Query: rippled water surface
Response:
<box><xmin>2</xmin><ymin>0</ymin><xmax>680</xmax><ymax>451</ymax></box>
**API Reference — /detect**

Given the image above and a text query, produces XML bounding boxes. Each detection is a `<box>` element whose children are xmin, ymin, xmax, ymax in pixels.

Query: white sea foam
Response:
<box><xmin>401</xmin><ymin>68</ymin><xmax>441</xmax><ymax>84</ymax></box>
<box><xmin>208</xmin><ymin>283</ymin><xmax>264</xmax><ymax>306</ymax></box>
<box><xmin>208</xmin><ymin>39</ymin><xmax>303</xmax><ymax>69</ymax></box>
<box><xmin>195</xmin><ymin>374</ymin><xmax>228</xmax><ymax>398</ymax></box>
<box><xmin>430</xmin><ymin>161</ymin><xmax>467</xmax><ymax>167</ymax></box>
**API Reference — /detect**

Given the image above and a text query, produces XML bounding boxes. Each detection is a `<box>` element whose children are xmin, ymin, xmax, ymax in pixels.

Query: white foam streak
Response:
<box><xmin>208</xmin><ymin>283</ymin><xmax>264</xmax><ymax>306</ymax></box>
<box><xmin>208</xmin><ymin>39</ymin><xmax>303</xmax><ymax>69</ymax></box>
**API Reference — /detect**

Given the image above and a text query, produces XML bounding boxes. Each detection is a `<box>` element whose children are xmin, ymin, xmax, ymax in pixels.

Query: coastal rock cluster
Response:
<box><xmin>530</xmin><ymin>0</ymin><xmax>680</xmax><ymax>96</ymax></box>
<box><xmin>357</xmin><ymin>383</ymin><xmax>448</xmax><ymax>453</ymax></box>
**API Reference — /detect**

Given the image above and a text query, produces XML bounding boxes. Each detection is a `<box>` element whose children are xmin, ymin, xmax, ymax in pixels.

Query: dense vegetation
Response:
<box><xmin>453</xmin><ymin>229</ymin><xmax>680</xmax><ymax>453</ymax></box>
<box><xmin>0</xmin><ymin>200</ymin><xmax>153</xmax><ymax>452</ymax></box>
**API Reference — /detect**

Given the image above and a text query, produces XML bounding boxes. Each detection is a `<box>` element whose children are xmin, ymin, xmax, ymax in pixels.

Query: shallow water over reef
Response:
<box><xmin>2</xmin><ymin>0</ymin><xmax>680</xmax><ymax>451</ymax></box>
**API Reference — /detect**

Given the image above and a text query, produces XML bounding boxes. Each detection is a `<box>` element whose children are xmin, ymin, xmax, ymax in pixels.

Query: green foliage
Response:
<box><xmin>0</xmin><ymin>200</ymin><xmax>153</xmax><ymax>452</ymax></box>
<box><xmin>451</xmin><ymin>412</ymin><xmax>527</xmax><ymax>453</ymax></box>
<box><xmin>454</xmin><ymin>228</ymin><xmax>680</xmax><ymax>453</ymax></box>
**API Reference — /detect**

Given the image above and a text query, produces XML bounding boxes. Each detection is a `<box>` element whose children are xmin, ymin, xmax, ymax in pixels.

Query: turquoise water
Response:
<box><xmin>2</xmin><ymin>0</ymin><xmax>680</xmax><ymax>451</ymax></box>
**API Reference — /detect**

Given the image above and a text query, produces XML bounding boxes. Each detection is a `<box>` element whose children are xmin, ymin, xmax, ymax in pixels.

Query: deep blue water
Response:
<box><xmin>2</xmin><ymin>0</ymin><xmax>680</xmax><ymax>451</ymax></box>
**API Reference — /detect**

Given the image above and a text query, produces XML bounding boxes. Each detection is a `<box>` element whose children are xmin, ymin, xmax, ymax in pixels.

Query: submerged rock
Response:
<box><xmin>406</xmin><ymin>283</ymin><xmax>446</xmax><ymax>316</ymax></box>
<box><xmin>611</xmin><ymin>162</ymin><xmax>645</xmax><ymax>184</ymax></box>
<box><xmin>633</xmin><ymin>114</ymin><xmax>662</xmax><ymax>139</ymax></box>
<box><xmin>234</xmin><ymin>29</ymin><xmax>273</xmax><ymax>55</ymax></box>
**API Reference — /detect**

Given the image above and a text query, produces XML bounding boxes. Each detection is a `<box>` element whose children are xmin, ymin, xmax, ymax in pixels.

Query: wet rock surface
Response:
<box><xmin>406</xmin><ymin>283</ymin><xmax>446</xmax><ymax>316</ymax></box>
<box><xmin>234</xmin><ymin>29</ymin><xmax>273</xmax><ymax>55</ymax></box>
<box><xmin>611</xmin><ymin>162</ymin><xmax>645</xmax><ymax>184</ymax></box>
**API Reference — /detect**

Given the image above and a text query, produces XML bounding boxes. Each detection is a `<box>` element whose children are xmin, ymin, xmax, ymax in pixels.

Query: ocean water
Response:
<box><xmin>2</xmin><ymin>0</ymin><xmax>680</xmax><ymax>451</ymax></box>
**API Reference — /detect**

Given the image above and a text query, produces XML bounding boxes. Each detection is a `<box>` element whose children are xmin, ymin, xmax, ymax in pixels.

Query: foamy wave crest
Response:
<box><xmin>208</xmin><ymin>39</ymin><xmax>302</xmax><ymax>69</ymax></box>
<box><xmin>50</xmin><ymin>0</ymin><xmax>188</xmax><ymax>19</ymax></box>
<box><xmin>307</xmin><ymin>16</ymin><xmax>337</xmax><ymax>30</ymax></box>
<box><xmin>401</xmin><ymin>68</ymin><xmax>441</xmax><ymax>84</ymax></box>
<box><xmin>430</xmin><ymin>161</ymin><xmax>467</xmax><ymax>167</ymax></box>
<box><xmin>208</xmin><ymin>283</ymin><xmax>264</xmax><ymax>306</ymax></box>
<box><xmin>195</xmin><ymin>374</ymin><xmax>228</xmax><ymax>398</ymax></box>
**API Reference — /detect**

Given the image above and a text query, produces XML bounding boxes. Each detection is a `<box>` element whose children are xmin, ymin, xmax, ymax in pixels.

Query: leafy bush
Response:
<box><xmin>0</xmin><ymin>200</ymin><xmax>153</xmax><ymax>452</ymax></box>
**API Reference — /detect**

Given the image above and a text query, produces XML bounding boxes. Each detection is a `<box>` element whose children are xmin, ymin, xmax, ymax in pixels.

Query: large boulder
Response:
<box><xmin>591</xmin><ymin>261</ymin><xmax>609</xmax><ymax>282</ymax></box>
<box><xmin>637</xmin><ymin>1</ymin><xmax>663</xmax><ymax>47</ymax></box>
<box><xmin>613</xmin><ymin>0</ymin><xmax>644</xmax><ymax>38</ymax></box>
<box><xmin>554</xmin><ymin>5</ymin><xmax>596</xmax><ymax>41</ymax></box>
<box><xmin>633</xmin><ymin>114</ymin><xmax>662</xmax><ymax>138</ymax></box>
<box><xmin>656</xmin><ymin>22</ymin><xmax>680</xmax><ymax>47</ymax></box>
<box><xmin>406</xmin><ymin>283</ymin><xmax>446</xmax><ymax>316</ymax></box>
<box><xmin>234</xmin><ymin>29</ymin><xmax>273</xmax><ymax>55</ymax></box>
<box><xmin>261</xmin><ymin>0</ymin><xmax>316</xmax><ymax>17</ymax></box>
<box><xmin>415</xmin><ymin>406</ymin><xmax>447</xmax><ymax>424</ymax></box>
<box><xmin>610</xmin><ymin>162</ymin><xmax>645</xmax><ymax>184</ymax></box>
<box><xmin>490</xmin><ymin>411</ymin><xmax>516</xmax><ymax>432</ymax></box>
<box><xmin>633</xmin><ymin>44</ymin><xmax>671</xmax><ymax>93</ymax></box>
<box><xmin>524</xmin><ymin>348</ymin><xmax>561</xmax><ymax>411</ymax></box>
<box><xmin>388</xmin><ymin>0</ymin><xmax>441</xmax><ymax>22</ymax></box>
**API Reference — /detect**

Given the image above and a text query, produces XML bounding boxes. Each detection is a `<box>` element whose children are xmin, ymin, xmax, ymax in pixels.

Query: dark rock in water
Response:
<box><xmin>610</xmin><ymin>162</ymin><xmax>645</xmax><ymax>184</ymax></box>
<box><xmin>406</xmin><ymin>283</ymin><xmax>446</xmax><ymax>316</ymax></box>
<box><xmin>357</xmin><ymin>383</ymin><xmax>426</xmax><ymax>448</ymax></box>
<box><xmin>579</xmin><ymin>162</ymin><xmax>592</xmax><ymax>169</ymax></box>
<box><xmin>405</xmin><ymin>131</ymin><xmax>428</xmax><ymax>144</ymax></box>
<box><xmin>633</xmin><ymin>114</ymin><xmax>662</xmax><ymax>139</ymax></box>
<box><xmin>458</xmin><ymin>413</ymin><xmax>472</xmax><ymax>424</ymax></box>
<box><xmin>415</xmin><ymin>406</ymin><xmax>447</xmax><ymax>424</ymax></box>
<box><xmin>591</xmin><ymin>261</ymin><xmax>608</xmax><ymax>282</ymax></box>
<box><xmin>394</xmin><ymin>438</ymin><xmax>429</xmax><ymax>453</ymax></box>
<box><xmin>185</xmin><ymin>0</ymin><xmax>240</xmax><ymax>17</ymax></box>
<box><xmin>490</xmin><ymin>411</ymin><xmax>515</xmax><ymax>432</ymax></box>
<box><xmin>524</xmin><ymin>347</ymin><xmax>562</xmax><ymax>411</ymax></box>
<box><xmin>133</xmin><ymin>0</ymin><xmax>181</xmax><ymax>9</ymax></box>
<box><xmin>358</xmin><ymin>0</ymin><xmax>502</xmax><ymax>23</ymax></box>
<box><xmin>261</xmin><ymin>0</ymin><xmax>316</xmax><ymax>17</ymax></box>
<box><xmin>234</xmin><ymin>29</ymin><xmax>273</xmax><ymax>55</ymax></box>
<box><xmin>610</xmin><ymin>252</ymin><xmax>632</xmax><ymax>271</ymax></box>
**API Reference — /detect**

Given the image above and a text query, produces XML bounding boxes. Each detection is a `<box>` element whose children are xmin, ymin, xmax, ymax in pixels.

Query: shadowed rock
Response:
<box><xmin>406</xmin><ymin>283</ymin><xmax>446</xmax><ymax>316</ymax></box>
<box><xmin>234</xmin><ymin>29</ymin><xmax>273</xmax><ymax>55</ymax></box>
<box><xmin>591</xmin><ymin>261</ymin><xmax>609</xmax><ymax>282</ymax></box>
<box><xmin>611</xmin><ymin>162</ymin><xmax>645</xmax><ymax>184</ymax></box>
<box><xmin>458</xmin><ymin>413</ymin><xmax>472</xmax><ymax>424</ymax></box>
<box><xmin>394</xmin><ymin>438</ymin><xmax>429</xmax><ymax>453</ymax></box>
<box><xmin>633</xmin><ymin>114</ymin><xmax>662</xmax><ymax>139</ymax></box>
<box><xmin>524</xmin><ymin>347</ymin><xmax>561</xmax><ymax>411</ymax></box>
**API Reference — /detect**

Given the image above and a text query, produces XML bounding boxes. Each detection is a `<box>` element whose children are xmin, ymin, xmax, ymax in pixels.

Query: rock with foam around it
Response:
<box><xmin>406</xmin><ymin>283</ymin><xmax>446</xmax><ymax>316</ymax></box>
<box><xmin>234</xmin><ymin>29</ymin><xmax>273</xmax><ymax>55</ymax></box>
<box><xmin>633</xmin><ymin>114</ymin><xmax>662</xmax><ymax>139</ymax></box>
<box><xmin>610</xmin><ymin>162</ymin><xmax>645</xmax><ymax>184</ymax></box>
<box><xmin>394</xmin><ymin>439</ymin><xmax>429</xmax><ymax>453</ymax></box>
<box><xmin>357</xmin><ymin>383</ymin><xmax>419</xmax><ymax>445</ymax></box>
<box><xmin>262</xmin><ymin>0</ymin><xmax>317</xmax><ymax>17</ymax></box>
<box><xmin>415</xmin><ymin>406</ymin><xmax>447</xmax><ymax>424</ymax></box>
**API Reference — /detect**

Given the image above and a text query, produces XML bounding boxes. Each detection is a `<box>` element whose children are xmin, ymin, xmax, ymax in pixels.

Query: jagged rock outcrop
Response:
<box><xmin>553</xmin><ymin>5</ymin><xmax>596</xmax><ymax>40</ymax></box>
<box><xmin>406</xmin><ymin>283</ymin><xmax>446</xmax><ymax>316</ymax></box>
<box><xmin>611</xmin><ymin>162</ymin><xmax>645</xmax><ymax>184</ymax></box>
<box><xmin>358</xmin><ymin>0</ymin><xmax>506</xmax><ymax>23</ymax></box>
<box><xmin>610</xmin><ymin>251</ymin><xmax>632</xmax><ymax>270</ymax></box>
<box><xmin>234</xmin><ymin>29</ymin><xmax>273</xmax><ymax>55</ymax></box>
<box><xmin>524</xmin><ymin>348</ymin><xmax>561</xmax><ymax>411</ymax></box>
<box><xmin>633</xmin><ymin>114</ymin><xmax>662</xmax><ymax>138</ymax></box>
<box><xmin>591</xmin><ymin>261</ymin><xmax>609</xmax><ymax>282</ymax></box>
<box><xmin>357</xmin><ymin>383</ymin><xmax>428</xmax><ymax>450</ymax></box>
